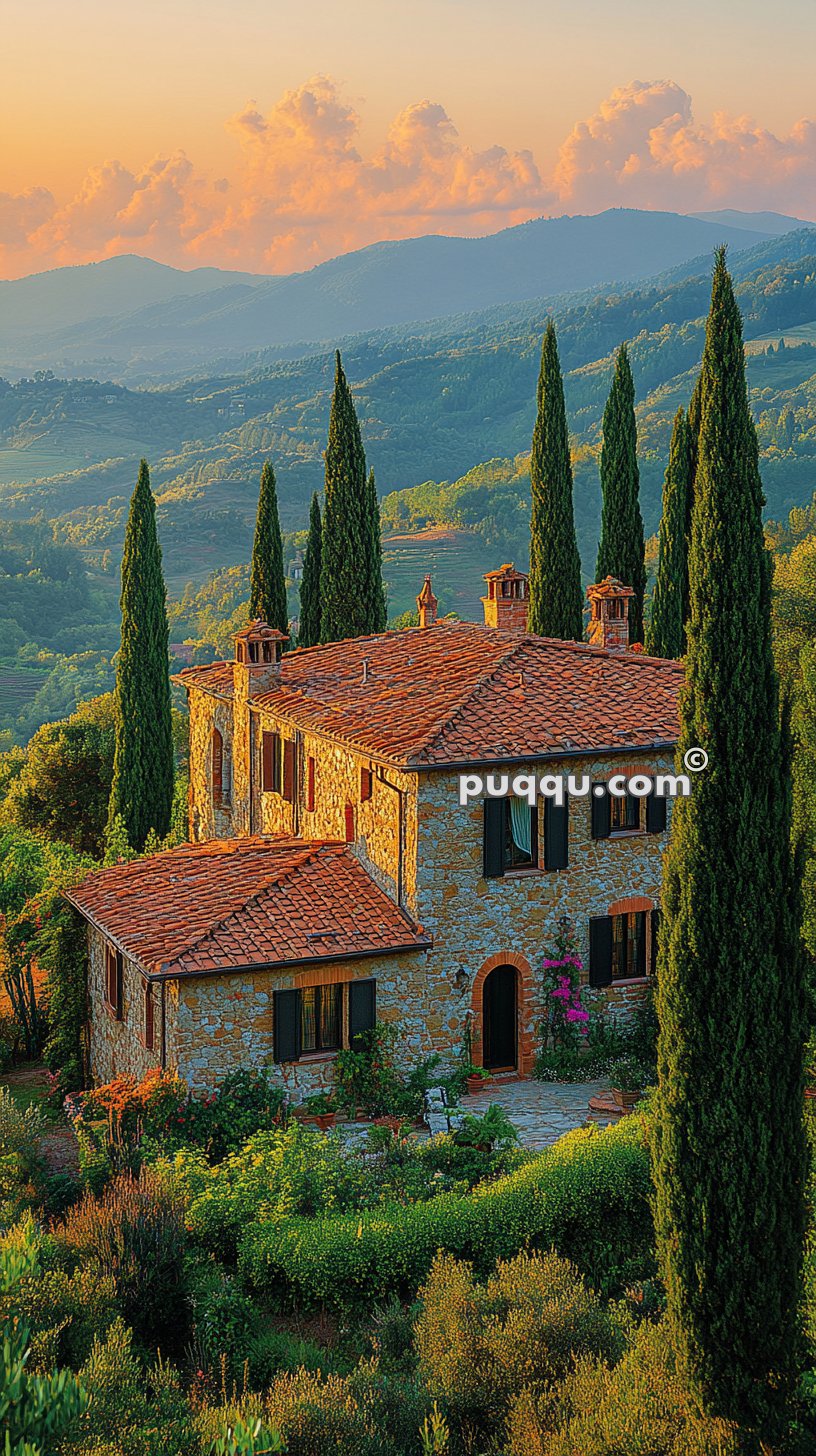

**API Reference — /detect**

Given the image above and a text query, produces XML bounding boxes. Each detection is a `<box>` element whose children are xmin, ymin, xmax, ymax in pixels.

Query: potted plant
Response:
<box><xmin>301</xmin><ymin>1092</ymin><xmax>336</xmax><ymax>1130</ymax></box>
<box><xmin>466</xmin><ymin>1065</ymin><xmax>493</xmax><ymax>1095</ymax></box>
<box><xmin>608</xmin><ymin>1055</ymin><xmax>648</xmax><ymax>1111</ymax></box>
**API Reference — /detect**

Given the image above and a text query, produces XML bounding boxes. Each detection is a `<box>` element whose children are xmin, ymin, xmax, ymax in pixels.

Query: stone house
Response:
<box><xmin>68</xmin><ymin>568</ymin><xmax>684</xmax><ymax>1096</ymax></box>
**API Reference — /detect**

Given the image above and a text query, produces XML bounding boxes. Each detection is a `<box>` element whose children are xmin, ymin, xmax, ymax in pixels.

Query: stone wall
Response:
<box><xmin>87</xmin><ymin>927</ymin><xmax>177</xmax><ymax>1084</ymax></box>
<box><xmin>187</xmin><ymin>689</ymin><xmax>235</xmax><ymax>842</ymax></box>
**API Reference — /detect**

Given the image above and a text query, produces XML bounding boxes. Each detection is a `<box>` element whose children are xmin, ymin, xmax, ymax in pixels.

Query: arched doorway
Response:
<box><xmin>482</xmin><ymin>964</ymin><xmax>518</xmax><ymax>1070</ymax></box>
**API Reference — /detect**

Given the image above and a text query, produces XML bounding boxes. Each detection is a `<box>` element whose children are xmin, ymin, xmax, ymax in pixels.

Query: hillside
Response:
<box><xmin>1</xmin><ymin>208</ymin><xmax>804</xmax><ymax>381</ymax></box>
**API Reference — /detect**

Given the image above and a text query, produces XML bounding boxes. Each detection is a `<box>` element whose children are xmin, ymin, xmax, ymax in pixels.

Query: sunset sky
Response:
<box><xmin>3</xmin><ymin>0</ymin><xmax>816</xmax><ymax>279</ymax></box>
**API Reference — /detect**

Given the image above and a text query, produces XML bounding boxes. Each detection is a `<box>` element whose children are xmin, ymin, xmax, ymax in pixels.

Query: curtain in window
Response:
<box><xmin>509</xmin><ymin>796</ymin><xmax>531</xmax><ymax>856</ymax></box>
<box><xmin>321</xmin><ymin>985</ymin><xmax>340</xmax><ymax>1049</ymax></box>
<box><xmin>300</xmin><ymin>988</ymin><xmax>317</xmax><ymax>1052</ymax></box>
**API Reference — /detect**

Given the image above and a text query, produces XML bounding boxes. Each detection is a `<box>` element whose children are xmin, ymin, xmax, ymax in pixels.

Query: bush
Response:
<box><xmin>55</xmin><ymin>1169</ymin><xmax>189</xmax><ymax>1349</ymax></box>
<box><xmin>261</xmin><ymin>1362</ymin><xmax>429</xmax><ymax>1456</ymax></box>
<box><xmin>71</xmin><ymin>1317</ymin><xmax>199</xmax><ymax>1456</ymax></box>
<box><xmin>333</xmin><ymin>1022</ymin><xmax>444</xmax><ymax>1118</ymax></box>
<box><xmin>239</xmin><ymin>1118</ymin><xmax>653</xmax><ymax>1309</ymax></box>
<box><xmin>505</xmin><ymin>1319</ymin><xmax>741</xmax><ymax>1456</ymax></box>
<box><xmin>416</xmin><ymin>1249</ymin><xmax>622</xmax><ymax>1444</ymax></box>
<box><xmin>0</xmin><ymin>1219</ymin><xmax>117</xmax><ymax>1371</ymax></box>
<box><xmin>0</xmin><ymin>1084</ymin><xmax>45</xmax><ymax>1225</ymax></box>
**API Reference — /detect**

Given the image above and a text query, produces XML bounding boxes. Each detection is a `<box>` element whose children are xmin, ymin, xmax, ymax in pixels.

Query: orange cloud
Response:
<box><xmin>2</xmin><ymin>76</ymin><xmax>816</xmax><ymax>280</ymax></box>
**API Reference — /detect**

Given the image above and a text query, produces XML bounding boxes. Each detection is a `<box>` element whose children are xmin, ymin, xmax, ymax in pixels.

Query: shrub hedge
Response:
<box><xmin>238</xmin><ymin>1119</ymin><xmax>652</xmax><ymax>1309</ymax></box>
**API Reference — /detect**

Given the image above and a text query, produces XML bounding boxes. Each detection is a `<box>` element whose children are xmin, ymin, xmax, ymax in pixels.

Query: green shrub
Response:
<box><xmin>0</xmin><ymin>1218</ymin><xmax>117</xmax><ymax>1371</ymax></box>
<box><xmin>0</xmin><ymin>1084</ymin><xmax>46</xmax><ymax>1226</ymax></box>
<box><xmin>193</xmin><ymin>1271</ymin><xmax>259</xmax><ymax>1374</ymax></box>
<box><xmin>55</xmin><ymin>1169</ymin><xmax>189</xmax><ymax>1350</ymax></box>
<box><xmin>262</xmin><ymin>1362</ymin><xmax>429</xmax><ymax>1456</ymax></box>
<box><xmin>239</xmin><ymin>1119</ymin><xmax>653</xmax><ymax>1309</ymax></box>
<box><xmin>333</xmin><ymin>1021</ymin><xmax>445</xmax><ymax>1117</ymax></box>
<box><xmin>416</xmin><ymin>1249</ymin><xmax>622</xmax><ymax>1444</ymax></box>
<box><xmin>505</xmin><ymin>1319</ymin><xmax>741</xmax><ymax>1456</ymax></box>
<box><xmin>246</xmin><ymin>1328</ymin><xmax>336</xmax><ymax>1388</ymax></box>
<box><xmin>69</xmin><ymin>1317</ymin><xmax>199</xmax><ymax>1456</ymax></box>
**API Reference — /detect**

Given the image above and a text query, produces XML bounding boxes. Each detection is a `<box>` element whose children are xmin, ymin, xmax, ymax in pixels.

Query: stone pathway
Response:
<box><xmin>336</xmin><ymin>1078</ymin><xmax>617</xmax><ymax>1153</ymax></box>
<box><xmin>461</xmin><ymin>1077</ymin><xmax>617</xmax><ymax>1151</ymax></box>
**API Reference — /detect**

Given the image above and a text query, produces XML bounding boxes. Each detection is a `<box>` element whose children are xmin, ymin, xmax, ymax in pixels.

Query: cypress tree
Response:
<box><xmin>653</xmin><ymin>250</ymin><xmax>808</xmax><ymax>1434</ymax></box>
<box><xmin>107</xmin><ymin>459</ymin><xmax>174</xmax><ymax>853</ymax></box>
<box><xmin>684</xmin><ymin>371</ymin><xmax>703</xmax><ymax>625</ymax></box>
<box><xmin>320</xmin><ymin>352</ymin><xmax>374</xmax><ymax>642</ymax></box>
<box><xmin>645</xmin><ymin>407</ymin><xmax>692</xmax><ymax>658</ymax></box>
<box><xmin>249</xmin><ymin>459</ymin><xmax>288</xmax><ymax>634</ymax></box>
<box><xmin>365</xmin><ymin>467</ymin><xmax>387</xmax><ymax>632</ymax></box>
<box><xmin>595</xmin><ymin>344</ymin><xmax>646</xmax><ymax>642</ymax></box>
<box><xmin>298</xmin><ymin>492</ymin><xmax>323</xmax><ymax>648</ymax></box>
<box><xmin>528</xmin><ymin>321</ymin><xmax>584</xmax><ymax>640</ymax></box>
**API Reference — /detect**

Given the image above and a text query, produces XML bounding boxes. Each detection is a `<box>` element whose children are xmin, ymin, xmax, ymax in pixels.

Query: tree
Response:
<box><xmin>653</xmin><ymin>250</ymin><xmax>808</xmax><ymax>1436</ymax></box>
<box><xmin>320</xmin><ymin>353</ymin><xmax>378</xmax><ymax>642</ymax></box>
<box><xmin>107</xmin><ymin>460</ymin><xmax>175</xmax><ymax>853</ymax></box>
<box><xmin>528</xmin><ymin>321</ymin><xmax>584</xmax><ymax>640</ymax></box>
<box><xmin>645</xmin><ymin>409</ymin><xmax>692</xmax><ymax>659</ymax></box>
<box><xmin>685</xmin><ymin>372</ymin><xmax>703</xmax><ymax>626</ymax></box>
<box><xmin>365</xmin><ymin>467</ymin><xmax>387</xmax><ymax>633</ymax></box>
<box><xmin>595</xmin><ymin>345</ymin><xmax>646</xmax><ymax>642</ymax></box>
<box><xmin>297</xmin><ymin>493</ymin><xmax>323</xmax><ymax>648</ymax></box>
<box><xmin>249</xmin><ymin>460</ymin><xmax>288</xmax><ymax>635</ymax></box>
<box><xmin>3</xmin><ymin>694</ymin><xmax>114</xmax><ymax>857</ymax></box>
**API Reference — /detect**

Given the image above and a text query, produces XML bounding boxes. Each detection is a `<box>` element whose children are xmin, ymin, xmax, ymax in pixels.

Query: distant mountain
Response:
<box><xmin>1</xmin><ymin>209</ymin><xmax>806</xmax><ymax>381</ymax></box>
<box><xmin>691</xmin><ymin>209</ymin><xmax>812</xmax><ymax>236</ymax></box>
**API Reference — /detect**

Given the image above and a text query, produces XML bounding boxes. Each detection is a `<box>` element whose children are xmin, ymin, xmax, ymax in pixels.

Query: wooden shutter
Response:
<box><xmin>306</xmin><ymin>756</ymin><xmax>316</xmax><ymax>812</ymax></box>
<box><xmin>360</xmin><ymin>766</ymin><xmax>373</xmax><ymax>802</ymax></box>
<box><xmin>143</xmin><ymin>980</ymin><xmax>154</xmax><ymax>1051</ymax></box>
<box><xmin>262</xmin><ymin>731</ymin><xmax>275</xmax><ymax>792</ymax></box>
<box><xmin>273</xmin><ymin>988</ymin><xmax>300</xmax><ymax>1063</ymax></box>
<box><xmin>282</xmin><ymin>740</ymin><xmax>296</xmax><ymax>803</ymax></box>
<box><xmin>344</xmin><ymin>803</ymin><xmax>355</xmax><ymax>842</ymax></box>
<box><xmin>646</xmin><ymin>789</ymin><xmax>667</xmax><ymax>834</ymax></box>
<box><xmin>591</xmin><ymin>788</ymin><xmax>611</xmax><ymax>840</ymax></box>
<box><xmin>349</xmin><ymin>979</ymin><xmax>376</xmax><ymax>1048</ymax></box>
<box><xmin>589</xmin><ymin>915</ymin><xmax>614</xmax><ymax>987</ymax></box>
<box><xmin>543</xmin><ymin>799</ymin><xmax>569</xmax><ymax>871</ymax></box>
<box><xmin>212</xmin><ymin>728</ymin><xmax>223</xmax><ymax>806</ymax></box>
<box><xmin>483</xmin><ymin>798</ymin><xmax>505</xmax><ymax>878</ymax></box>
<box><xmin>113</xmin><ymin>950</ymin><xmax>123</xmax><ymax>1020</ymax></box>
<box><xmin>650</xmin><ymin>908</ymin><xmax>661</xmax><ymax>975</ymax></box>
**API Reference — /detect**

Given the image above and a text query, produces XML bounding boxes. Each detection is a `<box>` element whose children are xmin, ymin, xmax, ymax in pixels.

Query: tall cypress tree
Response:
<box><xmin>249</xmin><ymin>459</ymin><xmax>288</xmax><ymax>634</ymax></box>
<box><xmin>365</xmin><ymin>467</ymin><xmax>387</xmax><ymax>632</ymax></box>
<box><xmin>528</xmin><ymin>321</ymin><xmax>583</xmax><ymax>640</ymax></box>
<box><xmin>645</xmin><ymin>407</ymin><xmax>692</xmax><ymax>659</ymax></box>
<box><xmin>298</xmin><ymin>492</ymin><xmax>323</xmax><ymax>648</ymax></box>
<box><xmin>595</xmin><ymin>344</ymin><xmax>646</xmax><ymax>642</ymax></box>
<box><xmin>684</xmin><ymin>370</ymin><xmax>703</xmax><ymax>625</ymax></box>
<box><xmin>320</xmin><ymin>352</ymin><xmax>375</xmax><ymax>642</ymax></box>
<box><xmin>107</xmin><ymin>459</ymin><xmax>174</xmax><ymax>852</ymax></box>
<box><xmin>653</xmin><ymin>251</ymin><xmax>808</xmax><ymax>1434</ymax></box>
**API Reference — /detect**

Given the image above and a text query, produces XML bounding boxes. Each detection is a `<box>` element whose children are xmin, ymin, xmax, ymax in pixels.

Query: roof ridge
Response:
<box><xmin>154</xmin><ymin>840</ymin><xmax>325</xmax><ymax>970</ymax></box>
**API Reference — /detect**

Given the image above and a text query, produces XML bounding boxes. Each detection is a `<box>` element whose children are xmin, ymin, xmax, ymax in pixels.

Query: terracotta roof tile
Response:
<box><xmin>66</xmin><ymin>837</ymin><xmax>430</xmax><ymax>978</ymax></box>
<box><xmin>177</xmin><ymin>621</ymin><xmax>683</xmax><ymax>767</ymax></box>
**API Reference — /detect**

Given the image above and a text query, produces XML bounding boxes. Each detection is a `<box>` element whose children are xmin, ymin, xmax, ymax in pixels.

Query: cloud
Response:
<box><xmin>554</xmin><ymin>79</ymin><xmax>816</xmax><ymax>214</ymax></box>
<box><xmin>2</xmin><ymin>76</ymin><xmax>816</xmax><ymax>279</ymax></box>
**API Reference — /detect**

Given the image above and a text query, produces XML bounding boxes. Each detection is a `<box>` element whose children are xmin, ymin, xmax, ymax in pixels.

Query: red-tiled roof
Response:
<box><xmin>177</xmin><ymin>621</ymin><xmax>683</xmax><ymax>767</ymax></box>
<box><xmin>66</xmin><ymin>837</ymin><xmax>430</xmax><ymax>979</ymax></box>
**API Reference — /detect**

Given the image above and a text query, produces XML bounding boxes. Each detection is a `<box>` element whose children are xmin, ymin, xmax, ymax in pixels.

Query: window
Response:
<box><xmin>142</xmin><ymin>979</ymin><xmax>155</xmax><ymax>1051</ymax></box>
<box><xmin>104</xmin><ymin>943</ymin><xmax>123</xmax><ymax>1020</ymax></box>
<box><xmin>212</xmin><ymin>728</ymin><xmax>230</xmax><ymax>807</ymax></box>
<box><xmin>344</xmin><ymin>802</ymin><xmax>355</xmax><ymax>842</ymax></box>
<box><xmin>300</xmin><ymin>984</ymin><xmax>341</xmax><ymax>1054</ymax></box>
<box><xmin>590</xmin><ymin>911</ymin><xmax>648</xmax><ymax>986</ymax></box>
<box><xmin>273</xmin><ymin>980</ymin><xmax>375</xmax><ymax>1063</ymax></box>
<box><xmin>483</xmin><ymin>798</ymin><xmax>538</xmax><ymax>877</ymax></box>
<box><xmin>360</xmin><ymin>766</ymin><xmax>373</xmax><ymax>802</ymax></box>
<box><xmin>610</xmin><ymin>792</ymin><xmax>641</xmax><ymax>834</ymax></box>
<box><xmin>262</xmin><ymin>731</ymin><xmax>281</xmax><ymax>792</ymax></box>
<box><xmin>306</xmin><ymin>756</ymin><xmax>316</xmax><ymax>813</ymax></box>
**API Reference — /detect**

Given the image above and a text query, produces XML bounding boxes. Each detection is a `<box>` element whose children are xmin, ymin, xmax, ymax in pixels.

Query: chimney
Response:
<box><xmin>586</xmin><ymin>576</ymin><xmax>634</xmax><ymax>650</ymax></box>
<box><xmin>481</xmin><ymin>564</ymin><xmax>529</xmax><ymax>631</ymax></box>
<box><xmin>232</xmin><ymin>620</ymin><xmax>289</xmax><ymax>698</ymax></box>
<box><xmin>416</xmin><ymin>574</ymin><xmax>438</xmax><ymax>628</ymax></box>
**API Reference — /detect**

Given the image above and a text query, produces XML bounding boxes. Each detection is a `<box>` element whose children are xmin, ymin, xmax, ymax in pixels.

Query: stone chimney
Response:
<box><xmin>481</xmin><ymin>564</ymin><xmax>529</xmax><ymax>631</ymax></box>
<box><xmin>232</xmin><ymin>620</ymin><xmax>289</xmax><ymax>698</ymax></box>
<box><xmin>586</xmin><ymin>576</ymin><xmax>634</xmax><ymax>650</ymax></box>
<box><xmin>416</xmin><ymin>574</ymin><xmax>438</xmax><ymax>628</ymax></box>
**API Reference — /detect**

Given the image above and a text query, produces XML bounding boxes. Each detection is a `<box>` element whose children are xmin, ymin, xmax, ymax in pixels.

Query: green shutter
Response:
<box><xmin>483</xmin><ymin>799</ymin><xmax>505</xmax><ymax>878</ymax></box>
<box><xmin>544</xmin><ymin>799</ymin><xmax>569</xmax><ymax>870</ymax></box>
<box><xmin>591</xmin><ymin>788</ymin><xmax>611</xmax><ymax>839</ymax></box>
<box><xmin>349</xmin><ymin>979</ymin><xmax>376</xmax><ymax>1048</ymax></box>
<box><xmin>274</xmin><ymin>988</ymin><xmax>300</xmax><ymax>1063</ymax></box>
<box><xmin>646</xmin><ymin>790</ymin><xmax>667</xmax><ymax>833</ymax></box>
<box><xmin>589</xmin><ymin>916</ymin><xmax>614</xmax><ymax>987</ymax></box>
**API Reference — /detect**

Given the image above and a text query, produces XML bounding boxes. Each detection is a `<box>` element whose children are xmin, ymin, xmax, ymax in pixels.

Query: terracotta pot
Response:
<box><xmin>804</xmin><ymin>1086</ymin><xmax>816</xmax><ymax>1101</ymax></box>
<box><xmin>467</xmin><ymin>1075</ymin><xmax>488</xmax><ymax>1094</ymax></box>
<box><xmin>314</xmin><ymin>1112</ymin><xmax>336</xmax><ymax>1131</ymax></box>
<box><xmin>612</xmin><ymin>1087</ymin><xmax>641</xmax><ymax>1111</ymax></box>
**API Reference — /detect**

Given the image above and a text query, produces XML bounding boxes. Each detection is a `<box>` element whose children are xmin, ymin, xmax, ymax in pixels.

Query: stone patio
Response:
<box><xmin>464</xmin><ymin>1077</ymin><xmax>617</xmax><ymax>1150</ymax></box>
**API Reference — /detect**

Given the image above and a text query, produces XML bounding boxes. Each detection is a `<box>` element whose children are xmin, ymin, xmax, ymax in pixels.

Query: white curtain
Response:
<box><xmin>509</xmin><ymin>796</ymin><xmax>531</xmax><ymax>856</ymax></box>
